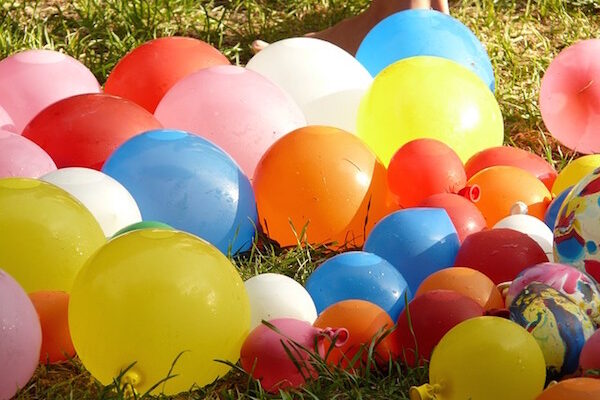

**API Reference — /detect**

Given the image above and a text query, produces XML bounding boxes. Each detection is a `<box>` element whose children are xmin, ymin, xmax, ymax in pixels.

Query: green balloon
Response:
<box><xmin>112</xmin><ymin>221</ymin><xmax>174</xmax><ymax>238</ymax></box>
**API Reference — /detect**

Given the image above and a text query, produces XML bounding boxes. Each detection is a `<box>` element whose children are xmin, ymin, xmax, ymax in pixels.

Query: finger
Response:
<box><xmin>432</xmin><ymin>0</ymin><xmax>450</xmax><ymax>14</ymax></box>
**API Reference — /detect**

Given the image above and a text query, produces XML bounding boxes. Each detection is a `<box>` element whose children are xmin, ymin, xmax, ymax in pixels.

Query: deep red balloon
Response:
<box><xmin>395</xmin><ymin>290</ymin><xmax>484</xmax><ymax>366</ymax></box>
<box><xmin>455</xmin><ymin>228</ymin><xmax>549</xmax><ymax>284</ymax></box>
<box><xmin>418</xmin><ymin>193</ymin><xmax>486</xmax><ymax>243</ymax></box>
<box><xmin>387</xmin><ymin>139</ymin><xmax>466</xmax><ymax>208</ymax></box>
<box><xmin>580</xmin><ymin>329</ymin><xmax>600</xmax><ymax>376</ymax></box>
<box><xmin>465</xmin><ymin>146</ymin><xmax>557</xmax><ymax>191</ymax></box>
<box><xmin>105</xmin><ymin>37</ymin><xmax>230</xmax><ymax>112</ymax></box>
<box><xmin>22</xmin><ymin>94</ymin><xmax>162</xmax><ymax>170</ymax></box>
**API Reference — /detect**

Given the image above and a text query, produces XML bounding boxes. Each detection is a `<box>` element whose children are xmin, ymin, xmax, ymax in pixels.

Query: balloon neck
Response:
<box><xmin>318</xmin><ymin>327</ymin><xmax>350</xmax><ymax>348</ymax></box>
<box><xmin>122</xmin><ymin>370</ymin><xmax>141</xmax><ymax>398</ymax></box>
<box><xmin>458</xmin><ymin>185</ymin><xmax>480</xmax><ymax>203</ymax></box>
<box><xmin>409</xmin><ymin>383</ymin><xmax>441</xmax><ymax>400</ymax></box>
<box><xmin>497</xmin><ymin>281</ymin><xmax>511</xmax><ymax>304</ymax></box>
<box><xmin>510</xmin><ymin>201</ymin><xmax>528</xmax><ymax>215</ymax></box>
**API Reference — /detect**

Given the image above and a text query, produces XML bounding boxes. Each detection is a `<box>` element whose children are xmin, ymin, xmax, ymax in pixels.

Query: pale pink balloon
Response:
<box><xmin>540</xmin><ymin>39</ymin><xmax>600</xmax><ymax>153</ymax></box>
<box><xmin>154</xmin><ymin>65</ymin><xmax>306</xmax><ymax>178</ymax></box>
<box><xmin>0</xmin><ymin>270</ymin><xmax>42</xmax><ymax>400</ymax></box>
<box><xmin>0</xmin><ymin>105</ymin><xmax>15</xmax><ymax>132</ymax></box>
<box><xmin>0</xmin><ymin>49</ymin><xmax>101</xmax><ymax>134</ymax></box>
<box><xmin>0</xmin><ymin>130</ymin><xmax>56</xmax><ymax>178</ymax></box>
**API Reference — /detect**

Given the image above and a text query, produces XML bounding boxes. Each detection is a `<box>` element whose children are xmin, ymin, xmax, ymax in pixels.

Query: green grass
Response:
<box><xmin>2</xmin><ymin>0</ymin><xmax>600</xmax><ymax>398</ymax></box>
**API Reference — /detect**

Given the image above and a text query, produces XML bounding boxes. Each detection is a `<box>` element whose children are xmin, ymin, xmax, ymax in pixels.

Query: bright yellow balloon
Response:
<box><xmin>0</xmin><ymin>178</ymin><xmax>105</xmax><ymax>292</ymax></box>
<box><xmin>69</xmin><ymin>229</ymin><xmax>251</xmax><ymax>395</ymax></box>
<box><xmin>357</xmin><ymin>56</ymin><xmax>504</xmax><ymax>165</ymax></box>
<box><xmin>552</xmin><ymin>154</ymin><xmax>600</xmax><ymax>195</ymax></box>
<box><xmin>410</xmin><ymin>316</ymin><xmax>545</xmax><ymax>400</ymax></box>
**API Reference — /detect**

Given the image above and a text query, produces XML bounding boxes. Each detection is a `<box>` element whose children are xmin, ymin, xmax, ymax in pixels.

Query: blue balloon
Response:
<box><xmin>356</xmin><ymin>9</ymin><xmax>495</xmax><ymax>91</ymax></box>
<box><xmin>102</xmin><ymin>129</ymin><xmax>257</xmax><ymax>255</ymax></box>
<box><xmin>544</xmin><ymin>186</ymin><xmax>573</xmax><ymax>229</ymax></box>
<box><xmin>306</xmin><ymin>251</ymin><xmax>411</xmax><ymax>321</ymax></box>
<box><xmin>363</xmin><ymin>208</ymin><xmax>459</xmax><ymax>293</ymax></box>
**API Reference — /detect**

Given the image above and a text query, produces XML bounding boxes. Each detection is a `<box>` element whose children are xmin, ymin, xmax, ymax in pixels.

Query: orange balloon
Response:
<box><xmin>465</xmin><ymin>166</ymin><xmax>551</xmax><ymax>227</ymax></box>
<box><xmin>415</xmin><ymin>267</ymin><xmax>504</xmax><ymax>311</ymax></box>
<box><xmin>536</xmin><ymin>378</ymin><xmax>600</xmax><ymax>400</ymax></box>
<box><xmin>29</xmin><ymin>291</ymin><xmax>75</xmax><ymax>363</ymax></box>
<box><xmin>253</xmin><ymin>126</ymin><xmax>396</xmax><ymax>248</ymax></box>
<box><xmin>313</xmin><ymin>299</ymin><xmax>398</xmax><ymax>369</ymax></box>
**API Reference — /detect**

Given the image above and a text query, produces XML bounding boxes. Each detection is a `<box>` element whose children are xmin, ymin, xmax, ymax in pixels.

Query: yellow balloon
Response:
<box><xmin>69</xmin><ymin>229</ymin><xmax>251</xmax><ymax>395</ymax></box>
<box><xmin>357</xmin><ymin>56</ymin><xmax>504</xmax><ymax>165</ymax></box>
<box><xmin>552</xmin><ymin>154</ymin><xmax>600</xmax><ymax>195</ymax></box>
<box><xmin>0</xmin><ymin>178</ymin><xmax>105</xmax><ymax>292</ymax></box>
<box><xmin>410</xmin><ymin>316</ymin><xmax>545</xmax><ymax>400</ymax></box>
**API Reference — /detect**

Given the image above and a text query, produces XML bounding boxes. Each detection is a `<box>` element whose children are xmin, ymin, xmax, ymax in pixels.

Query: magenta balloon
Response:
<box><xmin>154</xmin><ymin>65</ymin><xmax>306</xmax><ymax>178</ymax></box>
<box><xmin>0</xmin><ymin>270</ymin><xmax>42</xmax><ymax>400</ymax></box>
<box><xmin>0</xmin><ymin>105</ymin><xmax>15</xmax><ymax>132</ymax></box>
<box><xmin>0</xmin><ymin>130</ymin><xmax>56</xmax><ymax>178</ymax></box>
<box><xmin>540</xmin><ymin>39</ymin><xmax>600</xmax><ymax>153</ymax></box>
<box><xmin>0</xmin><ymin>49</ymin><xmax>101</xmax><ymax>134</ymax></box>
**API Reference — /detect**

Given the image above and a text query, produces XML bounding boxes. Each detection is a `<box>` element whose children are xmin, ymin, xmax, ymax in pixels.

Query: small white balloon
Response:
<box><xmin>302</xmin><ymin>88</ymin><xmax>367</xmax><ymax>134</ymax></box>
<box><xmin>493</xmin><ymin>214</ymin><xmax>554</xmax><ymax>261</ymax></box>
<box><xmin>41</xmin><ymin>167</ymin><xmax>142</xmax><ymax>237</ymax></box>
<box><xmin>244</xmin><ymin>273</ymin><xmax>318</xmax><ymax>330</ymax></box>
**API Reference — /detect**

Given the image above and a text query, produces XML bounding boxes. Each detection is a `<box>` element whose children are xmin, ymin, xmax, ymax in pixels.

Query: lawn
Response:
<box><xmin>2</xmin><ymin>0</ymin><xmax>600</xmax><ymax>399</ymax></box>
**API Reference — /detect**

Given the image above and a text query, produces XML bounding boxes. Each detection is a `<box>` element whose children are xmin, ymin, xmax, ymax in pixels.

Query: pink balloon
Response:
<box><xmin>540</xmin><ymin>39</ymin><xmax>600</xmax><ymax>153</ymax></box>
<box><xmin>0</xmin><ymin>105</ymin><xmax>15</xmax><ymax>132</ymax></box>
<box><xmin>0</xmin><ymin>130</ymin><xmax>56</xmax><ymax>178</ymax></box>
<box><xmin>154</xmin><ymin>65</ymin><xmax>306</xmax><ymax>178</ymax></box>
<box><xmin>0</xmin><ymin>270</ymin><xmax>42</xmax><ymax>400</ymax></box>
<box><xmin>0</xmin><ymin>49</ymin><xmax>101</xmax><ymax>134</ymax></box>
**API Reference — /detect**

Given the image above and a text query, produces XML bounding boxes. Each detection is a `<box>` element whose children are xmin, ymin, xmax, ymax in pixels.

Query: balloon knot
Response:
<box><xmin>409</xmin><ymin>383</ymin><xmax>440</xmax><ymax>400</ymax></box>
<box><xmin>458</xmin><ymin>185</ymin><xmax>480</xmax><ymax>203</ymax></box>
<box><xmin>510</xmin><ymin>201</ymin><xmax>528</xmax><ymax>215</ymax></box>
<box><xmin>319</xmin><ymin>327</ymin><xmax>350</xmax><ymax>348</ymax></box>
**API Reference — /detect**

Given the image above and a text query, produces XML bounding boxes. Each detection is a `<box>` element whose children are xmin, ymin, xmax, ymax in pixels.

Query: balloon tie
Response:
<box><xmin>510</xmin><ymin>201</ymin><xmax>528</xmax><ymax>215</ymax></box>
<box><xmin>409</xmin><ymin>383</ymin><xmax>441</xmax><ymax>400</ymax></box>
<box><xmin>122</xmin><ymin>370</ymin><xmax>141</xmax><ymax>398</ymax></box>
<box><xmin>458</xmin><ymin>185</ymin><xmax>480</xmax><ymax>203</ymax></box>
<box><xmin>319</xmin><ymin>327</ymin><xmax>350</xmax><ymax>348</ymax></box>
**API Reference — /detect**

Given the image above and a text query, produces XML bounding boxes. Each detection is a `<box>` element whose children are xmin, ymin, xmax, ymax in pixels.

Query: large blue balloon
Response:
<box><xmin>305</xmin><ymin>251</ymin><xmax>411</xmax><ymax>321</ymax></box>
<box><xmin>356</xmin><ymin>9</ymin><xmax>495</xmax><ymax>91</ymax></box>
<box><xmin>102</xmin><ymin>129</ymin><xmax>257</xmax><ymax>254</ymax></box>
<box><xmin>363</xmin><ymin>208</ymin><xmax>460</xmax><ymax>293</ymax></box>
<box><xmin>544</xmin><ymin>186</ymin><xmax>572</xmax><ymax>229</ymax></box>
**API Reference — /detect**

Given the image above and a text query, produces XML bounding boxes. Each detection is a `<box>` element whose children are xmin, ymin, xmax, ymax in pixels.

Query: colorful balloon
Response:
<box><xmin>0</xmin><ymin>270</ymin><xmax>42</xmax><ymax>400</ymax></box>
<box><xmin>22</xmin><ymin>93</ymin><xmax>162</xmax><ymax>170</ymax></box>
<box><xmin>154</xmin><ymin>65</ymin><xmax>306</xmax><ymax>178</ymax></box>
<box><xmin>0</xmin><ymin>129</ymin><xmax>56</xmax><ymax>178</ymax></box>
<box><xmin>0</xmin><ymin>49</ymin><xmax>101</xmax><ymax>133</ymax></box>
<box><xmin>415</xmin><ymin>267</ymin><xmax>504</xmax><ymax>311</ymax></box>
<box><xmin>540</xmin><ymin>39</ymin><xmax>600</xmax><ymax>153</ymax></box>
<box><xmin>357</xmin><ymin>56</ymin><xmax>503</xmax><ymax>165</ymax></box>
<box><xmin>103</xmin><ymin>129</ymin><xmax>257</xmax><ymax>254</ymax></box>
<box><xmin>244</xmin><ymin>273</ymin><xmax>317</xmax><ymax>330</ymax></box>
<box><xmin>465</xmin><ymin>166</ymin><xmax>552</xmax><ymax>226</ymax></box>
<box><xmin>105</xmin><ymin>36</ymin><xmax>230</xmax><ymax>112</ymax></box>
<box><xmin>41</xmin><ymin>167</ymin><xmax>142</xmax><ymax>237</ymax></box>
<box><xmin>493</xmin><ymin>213</ymin><xmax>554</xmax><ymax>261</ymax></box>
<box><xmin>364</xmin><ymin>208</ymin><xmax>460</xmax><ymax>292</ymax></box>
<box><xmin>455</xmin><ymin>228</ymin><xmax>549</xmax><ymax>284</ymax></box>
<box><xmin>579</xmin><ymin>330</ymin><xmax>600</xmax><ymax>376</ymax></box>
<box><xmin>69</xmin><ymin>229</ymin><xmax>250</xmax><ymax>395</ymax></box>
<box><xmin>536</xmin><ymin>378</ymin><xmax>600</xmax><ymax>400</ymax></box>
<box><xmin>410</xmin><ymin>316</ymin><xmax>546</xmax><ymax>400</ymax></box>
<box><xmin>396</xmin><ymin>290</ymin><xmax>484</xmax><ymax>366</ymax></box>
<box><xmin>112</xmin><ymin>221</ymin><xmax>174</xmax><ymax>238</ymax></box>
<box><xmin>552</xmin><ymin>155</ymin><xmax>600</xmax><ymax>195</ymax></box>
<box><xmin>418</xmin><ymin>193</ymin><xmax>486</xmax><ymax>243</ymax></box>
<box><xmin>29</xmin><ymin>291</ymin><xmax>75</xmax><ymax>363</ymax></box>
<box><xmin>0</xmin><ymin>178</ymin><xmax>105</xmax><ymax>292</ymax></box>
<box><xmin>305</xmin><ymin>251</ymin><xmax>411</xmax><ymax>321</ymax></box>
<box><xmin>253</xmin><ymin>126</ymin><xmax>394</xmax><ymax>249</ymax></box>
<box><xmin>387</xmin><ymin>139</ymin><xmax>467</xmax><ymax>208</ymax></box>
<box><xmin>545</xmin><ymin>186</ymin><xmax>572</xmax><ymax>229</ymax></box>
<box><xmin>356</xmin><ymin>9</ymin><xmax>494</xmax><ymax>90</ymax></box>
<box><xmin>510</xmin><ymin>283</ymin><xmax>595</xmax><ymax>380</ymax></box>
<box><xmin>465</xmin><ymin>146</ymin><xmax>557</xmax><ymax>191</ymax></box>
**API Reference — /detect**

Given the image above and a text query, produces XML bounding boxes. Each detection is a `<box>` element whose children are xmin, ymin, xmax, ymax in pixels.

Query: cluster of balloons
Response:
<box><xmin>2</xmin><ymin>6</ymin><xmax>600</xmax><ymax>400</ymax></box>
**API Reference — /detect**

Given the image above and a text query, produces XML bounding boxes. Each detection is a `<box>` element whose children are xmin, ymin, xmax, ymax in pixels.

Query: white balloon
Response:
<box><xmin>302</xmin><ymin>88</ymin><xmax>367</xmax><ymax>133</ymax></box>
<box><xmin>246</xmin><ymin>38</ymin><xmax>373</xmax><ymax>120</ymax></box>
<box><xmin>41</xmin><ymin>167</ymin><xmax>142</xmax><ymax>237</ymax></box>
<box><xmin>493</xmin><ymin>214</ymin><xmax>554</xmax><ymax>261</ymax></box>
<box><xmin>244</xmin><ymin>273</ymin><xmax>317</xmax><ymax>330</ymax></box>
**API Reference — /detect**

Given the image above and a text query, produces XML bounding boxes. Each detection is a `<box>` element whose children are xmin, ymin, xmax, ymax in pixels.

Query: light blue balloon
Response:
<box><xmin>306</xmin><ymin>251</ymin><xmax>411</xmax><ymax>321</ymax></box>
<box><xmin>363</xmin><ymin>208</ymin><xmax>460</xmax><ymax>293</ymax></box>
<box><xmin>356</xmin><ymin>9</ymin><xmax>495</xmax><ymax>91</ymax></box>
<box><xmin>102</xmin><ymin>129</ymin><xmax>257</xmax><ymax>255</ymax></box>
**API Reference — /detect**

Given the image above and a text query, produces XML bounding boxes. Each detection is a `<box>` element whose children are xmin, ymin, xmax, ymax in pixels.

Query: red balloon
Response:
<box><xmin>465</xmin><ymin>146</ymin><xmax>557</xmax><ymax>191</ymax></box>
<box><xmin>580</xmin><ymin>329</ymin><xmax>600</xmax><ymax>376</ymax></box>
<box><xmin>418</xmin><ymin>193</ymin><xmax>486</xmax><ymax>242</ymax></box>
<box><xmin>22</xmin><ymin>94</ymin><xmax>162</xmax><ymax>170</ymax></box>
<box><xmin>455</xmin><ymin>228</ymin><xmax>549</xmax><ymax>284</ymax></box>
<box><xmin>387</xmin><ymin>139</ymin><xmax>466</xmax><ymax>208</ymax></box>
<box><xmin>105</xmin><ymin>37</ymin><xmax>230</xmax><ymax>112</ymax></box>
<box><xmin>395</xmin><ymin>290</ymin><xmax>484</xmax><ymax>366</ymax></box>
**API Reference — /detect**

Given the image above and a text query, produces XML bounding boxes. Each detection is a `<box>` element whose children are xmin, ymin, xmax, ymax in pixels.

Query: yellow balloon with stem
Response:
<box><xmin>552</xmin><ymin>154</ymin><xmax>600</xmax><ymax>195</ymax></box>
<box><xmin>69</xmin><ymin>229</ymin><xmax>251</xmax><ymax>395</ymax></box>
<box><xmin>410</xmin><ymin>316</ymin><xmax>546</xmax><ymax>400</ymax></box>
<box><xmin>357</xmin><ymin>56</ymin><xmax>504</xmax><ymax>165</ymax></box>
